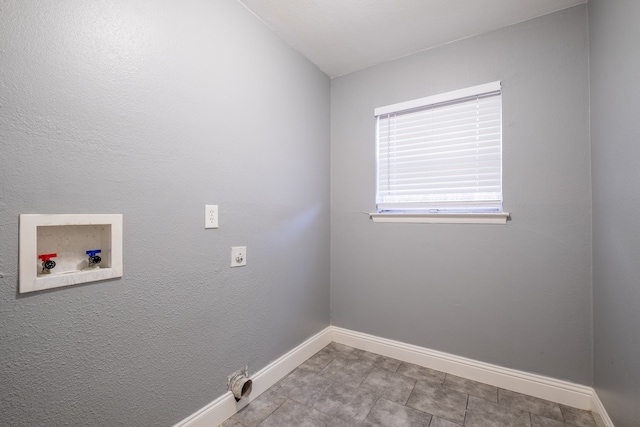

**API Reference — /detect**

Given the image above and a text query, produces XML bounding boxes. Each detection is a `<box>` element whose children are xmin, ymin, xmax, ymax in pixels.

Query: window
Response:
<box><xmin>373</xmin><ymin>81</ymin><xmax>508</xmax><ymax>224</ymax></box>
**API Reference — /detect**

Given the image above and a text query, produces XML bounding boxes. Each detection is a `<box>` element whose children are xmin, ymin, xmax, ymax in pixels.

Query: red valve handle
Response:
<box><xmin>38</xmin><ymin>253</ymin><xmax>57</xmax><ymax>261</ymax></box>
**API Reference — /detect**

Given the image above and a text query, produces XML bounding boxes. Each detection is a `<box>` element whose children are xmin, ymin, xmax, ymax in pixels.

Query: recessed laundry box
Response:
<box><xmin>19</xmin><ymin>214</ymin><xmax>123</xmax><ymax>293</ymax></box>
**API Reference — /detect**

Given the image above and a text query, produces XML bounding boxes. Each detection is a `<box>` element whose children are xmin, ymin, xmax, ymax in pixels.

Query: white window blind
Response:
<box><xmin>375</xmin><ymin>82</ymin><xmax>502</xmax><ymax>213</ymax></box>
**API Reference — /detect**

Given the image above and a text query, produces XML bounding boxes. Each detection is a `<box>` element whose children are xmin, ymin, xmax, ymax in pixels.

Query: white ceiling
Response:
<box><xmin>238</xmin><ymin>0</ymin><xmax>587</xmax><ymax>77</ymax></box>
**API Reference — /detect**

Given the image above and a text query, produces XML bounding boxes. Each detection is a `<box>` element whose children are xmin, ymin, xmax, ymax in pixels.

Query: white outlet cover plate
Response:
<box><xmin>205</xmin><ymin>205</ymin><xmax>218</xmax><ymax>229</ymax></box>
<box><xmin>231</xmin><ymin>246</ymin><xmax>246</xmax><ymax>267</ymax></box>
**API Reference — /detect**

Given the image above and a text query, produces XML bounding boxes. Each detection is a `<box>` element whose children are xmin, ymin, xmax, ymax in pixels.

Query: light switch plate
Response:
<box><xmin>205</xmin><ymin>205</ymin><xmax>218</xmax><ymax>229</ymax></box>
<box><xmin>231</xmin><ymin>246</ymin><xmax>246</xmax><ymax>267</ymax></box>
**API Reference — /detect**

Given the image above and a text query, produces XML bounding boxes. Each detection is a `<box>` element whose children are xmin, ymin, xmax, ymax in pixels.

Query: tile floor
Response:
<box><xmin>221</xmin><ymin>342</ymin><xmax>597</xmax><ymax>427</ymax></box>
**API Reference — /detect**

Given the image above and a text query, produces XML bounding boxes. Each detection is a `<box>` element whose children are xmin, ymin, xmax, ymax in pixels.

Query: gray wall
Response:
<box><xmin>0</xmin><ymin>1</ymin><xmax>330</xmax><ymax>426</ymax></box>
<box><xmin>331</xmin><ymin>6</ymin><xmax>592</xmax><ymax>385</ymax></box>
<box><xmin>590</xmin><ymin>0</ymin><xmax>640</xmax><ymax>425</ymax></box>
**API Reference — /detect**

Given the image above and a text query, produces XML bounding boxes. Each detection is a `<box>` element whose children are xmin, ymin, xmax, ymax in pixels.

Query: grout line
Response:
<box><xmin>360</xmin><ymin>396</ymin><xmax>379</xmax><ymax>426</ymax></box>
<box><xmin>462</xmin><ymin>393</ymin><xmax>470</xmax><ymax>426</ymax></box>
<box><xmin>559</xmin><ymin>403</ymin><xmax>568</xmax><ymax>423</ymax></box>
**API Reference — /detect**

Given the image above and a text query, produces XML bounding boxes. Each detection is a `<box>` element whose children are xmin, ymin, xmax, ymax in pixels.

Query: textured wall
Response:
<box><xmin>0</xmin><ymin>1</ymin><xmax>330</xmax><ymax>425</ymax></box>
<box><xmin>330</xmin><ymin>6</ymin><xmax>592</xmax><ymax>385</ymax></box>
<box><xmin>590</xmin><ymin>0</ymin><xmax>640</xmax><ymax>425</ymax></box>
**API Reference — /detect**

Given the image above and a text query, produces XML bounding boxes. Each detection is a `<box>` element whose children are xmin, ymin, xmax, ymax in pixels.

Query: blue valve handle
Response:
<box><xmin>86</xmin><ymin>249</ymin><xmax>101</xmax><ymax>256</ymax></box>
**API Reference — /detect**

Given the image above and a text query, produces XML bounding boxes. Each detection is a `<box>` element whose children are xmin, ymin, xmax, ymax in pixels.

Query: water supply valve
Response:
<box><xmin>86</xmin><ymin>249</ymin><xmax>102</xmax><ymax>269</ymax></box>
<box><xmin>38</xmin><ymin>253</ymin><xmax>57</xmax><ymax>274</ymax></box>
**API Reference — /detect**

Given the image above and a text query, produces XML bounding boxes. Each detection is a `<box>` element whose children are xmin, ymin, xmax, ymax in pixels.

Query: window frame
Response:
<box><xmin>371</xmin><ymin>82</ymin><xmax>509</xmax><ymax>224</ymax></box>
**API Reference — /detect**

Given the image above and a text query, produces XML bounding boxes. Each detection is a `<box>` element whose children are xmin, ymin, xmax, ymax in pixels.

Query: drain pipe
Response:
<box><xmin>228</xmin><ymin>367</ymin><xmax>252</xmax><ymax>402</ymax></box>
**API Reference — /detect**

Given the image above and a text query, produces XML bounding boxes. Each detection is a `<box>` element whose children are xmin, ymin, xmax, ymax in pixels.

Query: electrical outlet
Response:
<box><xmin>231</xmin><ymin>246</ymin><xmax>246</xmax><ymax>267</ymax></box>
<box><xmin>205</xmin><ymin>205</ymin><xmax>218</xmax><ymax>229</ymax></box>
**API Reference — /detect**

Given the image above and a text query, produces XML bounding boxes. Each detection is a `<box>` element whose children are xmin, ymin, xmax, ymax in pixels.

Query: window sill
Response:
<box><xmin>369</xmin><ymin>212</ymin><xmax>510</xmax><ymax>224</ymax></box>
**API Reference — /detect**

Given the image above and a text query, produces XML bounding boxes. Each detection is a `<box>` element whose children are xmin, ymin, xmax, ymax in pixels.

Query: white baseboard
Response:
<box><xmin>242</xmin><ymin>326</ymin><xmax>333</xmax><ymax>403</ymax></box>
<box><xmin>174</xmin><ymin>325</ymin><xmax>614</xmax><ymax>427</ymax></box>
<box><xmin>173</xmin><ymin>326</ymin><xmax>332</xmax><ymax>427</ymax></box>
<box><xmin>590</xmin><ymin>389</ymin><xmax>614</xmax><ymax>427</ymax></box>
<box><xmin>332</xmin><ymin>327</ymin><xmax>593</xmax><ymax>410</ymax></box>
<box><xmin>172</xmin><ymin>391</ymin><xmax>236</xmax><ymax>427</ymax></box>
